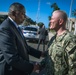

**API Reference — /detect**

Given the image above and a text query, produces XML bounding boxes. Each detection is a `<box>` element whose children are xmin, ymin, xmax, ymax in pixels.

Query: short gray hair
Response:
<box><xmin>8</xmin><ymin>2</ymin><xmax>25</xmax><ymax>14</ymax></box>
<box><xmin>53</xmin><ymin>10</ymin><xmax>68</xmax><ymax>22</ymax></box>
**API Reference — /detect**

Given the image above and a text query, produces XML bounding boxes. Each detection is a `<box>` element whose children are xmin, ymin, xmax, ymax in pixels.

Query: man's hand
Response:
<box><xmin>33</xmin><ymin>63</ymin><xmax>40</xmax><ymax>73</ymax></box>
<box><xmin>41</xmin><ymin>51</ymin><xmax>48</xmax><ymax>57</ymax></box>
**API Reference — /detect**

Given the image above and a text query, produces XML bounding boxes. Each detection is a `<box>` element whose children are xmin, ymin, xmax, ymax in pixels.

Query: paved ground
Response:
<box><xmin>27</xmin><ymin>32</ymin><xmax>54</xmax><ymax>62</ymax></box>
<box><xmin>48</xmin><ymin>32</ymin><xmax>54</xmax><ymax>40</ymax></box>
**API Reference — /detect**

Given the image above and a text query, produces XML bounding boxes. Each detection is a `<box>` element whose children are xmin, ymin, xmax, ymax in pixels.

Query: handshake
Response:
<box><xmin>33</xmin><ymin>62</ymin><xmax>40</xmax><ymax>73</ymax></box>
<box><xmin>32</xmin><ymin>51</ymin><xmax>47</xmax><ymax>73</ymax></box>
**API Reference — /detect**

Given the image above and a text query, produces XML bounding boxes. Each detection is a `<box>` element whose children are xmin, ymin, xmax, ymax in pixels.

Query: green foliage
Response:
<box><xmin>0</xmin><ymin>15</ymin><xmax>8</xmax><ymax>24</ymax></box>
<box><xmin>51</xmin><ymin>3</ymin><xmax>60</xmax><ymax>13</ymax></box>
<box><xmin>37</xmin><ymin>22</ymin><xmax>44</xmax><ymax>28</ymax></box>
<box><xmin>48</xmin><ymin>2</ymin><xmax>60</xmax><ymax>29</ymax></box>
<box><xmin>72</xmin><ymin>9</ymin><xmax>76</xmax><ymax>17</ymax></box>
<box><xmin>48</xmin><ymin>16</ymin><xmax>51</xmax><ymax>20</ymax></box>
<box><xmin>23</xmin><ymin>18</ymin><xmax>36</xmax><ymax>25</ymax></box>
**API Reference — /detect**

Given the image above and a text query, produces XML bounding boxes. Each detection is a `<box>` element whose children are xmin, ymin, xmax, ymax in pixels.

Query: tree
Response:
<box><xmin>49</xmin><ymin>3</ymin><xmax>60</xmax><ymax>19</ymax></box>
<box><xmin>0</xmin><ymin>15</ymin><xmax>8</xmax><ymax>24</ymax></box>
<box><xmin>23</xmin><ymin>17</ymin><xmax>36</xmax><ymax>26</ymax></box>
<box><xmin>48</xmin><ymin>16</ymin><xmax>51</xmax><ymax>21</ymax></box>
<box><xmin>37</xmin><ymin>22</ymin><xmax>44</xmax><ymax>28</ymax></box>
<box><xmin>51</xmin><ymin>3</ymin><xmax>60</xmax><ymax>12</ymax></box>
<box><xmin>72</xmin><ymin>9</ymin><xmax>76</xmax><ymax>17</ymax></box>
<box><xmin>48</xmin><ymin>3</ymin><xmax>60</xmax><ymax>28</ymax></box>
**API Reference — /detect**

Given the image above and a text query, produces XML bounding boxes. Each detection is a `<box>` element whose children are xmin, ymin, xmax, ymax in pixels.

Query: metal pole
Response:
<box><xmin>69</xmin><ymin>0</ymin><xmax>74</xmax><ymax>31</ymax></box>
<box><xmin>36</xmin><ymin>0</ymin><xmax>40</xmax><ymax>23</ymax></box>
<box><xmin>69</xmin><ymin>0</ymin><xmax>73</xmax><ymax>18</ymax></box>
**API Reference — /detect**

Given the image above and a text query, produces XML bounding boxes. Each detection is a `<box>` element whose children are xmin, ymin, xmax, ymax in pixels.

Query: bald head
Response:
<box><xmin>53</xmin><ymin>10</ymin><xmax>68</xmax><ymax>23</ymax></box>
<box><xmin>50</xmin><ymin>10</ymin><xmax>68</xmax><ymax>31</ymax></box>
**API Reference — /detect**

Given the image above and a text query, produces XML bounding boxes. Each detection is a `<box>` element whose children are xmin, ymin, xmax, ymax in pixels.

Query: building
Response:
<box><xmin>67</xmin><ymin>18</ymin><xmax>76</xmax><ymax>35</ymax></box>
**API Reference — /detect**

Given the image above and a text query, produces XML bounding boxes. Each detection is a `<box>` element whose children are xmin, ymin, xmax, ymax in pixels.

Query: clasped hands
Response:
<box><xmin>33</xmin><ymin>51</ymin><xmax>47</xmax><ymax>73</ymax></box>
<box><xmin>33</xmin><ymin>62</ymin><xmax>40</xmax><ymax>73</ymax></box>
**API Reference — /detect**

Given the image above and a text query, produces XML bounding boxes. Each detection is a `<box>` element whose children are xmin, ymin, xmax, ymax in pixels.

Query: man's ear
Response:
<box><xmin>59</xmin><ymin>19</ymin><xmax>63</xmax><ymax>25</ymax></box>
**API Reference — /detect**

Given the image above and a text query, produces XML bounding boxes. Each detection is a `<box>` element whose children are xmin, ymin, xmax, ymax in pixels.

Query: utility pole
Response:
<box><xmin>36</xmin><ymin>0</ymin><xmax>41</xmax><ymax>24</ymax></box>
<box><xmin>69</xmin><ymin>0</ymin><xmax>73</xmax><ymax>18</ymax></box>
<box><xmin>69</xmin><ymin>0</ymin><xmax>73</xmax><ymax>31</ymax></box>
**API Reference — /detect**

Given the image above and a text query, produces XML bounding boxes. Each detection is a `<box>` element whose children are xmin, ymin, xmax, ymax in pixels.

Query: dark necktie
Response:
<box><xmin>17</xmin><ymin>27</ymin><xmax>28</xmax><ymax>46</ymax></box>
<box><xmin>17</xmin><ymin>27</ymin><xmax>24</xmax><ymax>38</ymax></box>
<box><xmin>17</xmin><ymin>27</ymin><xmax>29</xmax><ymax>60</ymax></box>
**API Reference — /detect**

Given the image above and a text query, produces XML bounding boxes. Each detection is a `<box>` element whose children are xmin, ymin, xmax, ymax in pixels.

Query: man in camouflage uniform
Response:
<box><xmin>41</xmin><ymin>10</ymin><xmax>76</xmax><ymax>75</ymax></box>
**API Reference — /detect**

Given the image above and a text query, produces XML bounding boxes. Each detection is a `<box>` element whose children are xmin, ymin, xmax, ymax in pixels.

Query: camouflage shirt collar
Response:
<box><xmin>55</xmin><ymin>30</ymin><xmax>68</xmax><ymax>42</ymax></box>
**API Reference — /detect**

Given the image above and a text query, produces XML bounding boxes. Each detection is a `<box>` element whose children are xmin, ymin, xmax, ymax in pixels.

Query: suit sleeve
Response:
<box><xmin>28</xmin><ymin>45</ymin><xmax>42</xmax><ymax>58</ymax></box>
<box><xmin>24</xmin><ymin>37</ymin><xmax>42</xmax><ymax>58</ymax></box>
<box><xmin>0</xmin><ymin>27</ymin><xmax>34</xmax><ymax>74</ymax></box>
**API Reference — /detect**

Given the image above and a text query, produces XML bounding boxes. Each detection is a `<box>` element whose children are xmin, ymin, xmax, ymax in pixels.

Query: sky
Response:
<box><xmin>0</xmin><ymin>0</ymin><xmax>76</xmax><ymax>28</ymax></box>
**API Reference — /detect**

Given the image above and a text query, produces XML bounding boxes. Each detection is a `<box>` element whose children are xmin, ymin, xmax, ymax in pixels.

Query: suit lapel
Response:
<box><xmin>8</xmin><ymin>19</ymin><xmax>29</xmax><ymax>61</ymax></box>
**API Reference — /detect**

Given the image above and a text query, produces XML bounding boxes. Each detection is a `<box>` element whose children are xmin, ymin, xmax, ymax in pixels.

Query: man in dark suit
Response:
<box><xmin>0</xmin><ymin>2</ymin><xmax>43</xmax><ymax>75</ymax></box>
<box><xmin>37</xmin><ymin>24</ymin><xmax>47</xmax><ymax>51</ymax></box>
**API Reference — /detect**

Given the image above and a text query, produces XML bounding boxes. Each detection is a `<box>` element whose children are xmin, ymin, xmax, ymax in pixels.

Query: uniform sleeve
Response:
<box><xmin>66</xmin><ymin>38</ymin><xmax>76</xmax><ymax>75</ymax></box>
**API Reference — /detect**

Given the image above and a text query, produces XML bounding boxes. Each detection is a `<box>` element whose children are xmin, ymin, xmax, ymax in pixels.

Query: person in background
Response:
<box><xmin>0</xmin><ymin>2</ymin><xmax>44</xmax><ymax>75</ymax></box>
<box><xmin>39</xmin><ymin>10</ymin><xmax>76</xmax><ymax>75</ymax></box>
<box><xmin>37</xmin><ymin>23</ymin><xmax>47</xmax><ymax>51</ymax></box>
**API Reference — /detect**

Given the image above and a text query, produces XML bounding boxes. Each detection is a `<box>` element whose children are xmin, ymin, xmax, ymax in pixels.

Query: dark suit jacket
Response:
<box><xmin>0</xmin><ymin>18</ymin><xmax>42</xmax><ymax>75</ymax></box>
